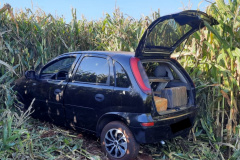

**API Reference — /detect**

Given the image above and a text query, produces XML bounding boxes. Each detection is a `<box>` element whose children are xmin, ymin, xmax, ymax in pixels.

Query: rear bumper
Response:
<box><xmin>129</xmin><ymin>107</ymin><xmax>197</xmax><ymax>144</ymax></box>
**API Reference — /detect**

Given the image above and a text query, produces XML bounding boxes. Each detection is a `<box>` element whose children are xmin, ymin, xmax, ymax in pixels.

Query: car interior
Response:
<box><xmin>40</xmin><ymin>57</ymin><xmax>76</xmax><ymax>80</ymax></box>
<box><xmin>142</xmin><ymin>61</ymin><xmax>191</xmax><ymax>113</ymax></box>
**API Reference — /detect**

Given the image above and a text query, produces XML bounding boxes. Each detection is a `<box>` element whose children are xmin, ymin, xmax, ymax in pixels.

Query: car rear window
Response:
<box><xmin>146</xmin><ymin>19</ymin><xmax>191</xmax><ymax>48</ymax></box>
<box><xmin>114</xmin><ymin>62</ymin><xmax>130</xmax><ymax>88</ymax></box>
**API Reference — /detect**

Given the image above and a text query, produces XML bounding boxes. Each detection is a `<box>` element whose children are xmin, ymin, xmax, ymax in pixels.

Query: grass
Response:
<box><xmin>0</xmin><ymin>118</ymin><xmax>103</xmax><ymax>160</ymax></box>
<box><xmin>0</xmin><ymin>116</ymin><xmax>229</xmax><ymax>160</ymax></box>
<box><xmin>2</xmin><ymin>115</ymin><xmax>236</xmax><ymax>160</ymax></box>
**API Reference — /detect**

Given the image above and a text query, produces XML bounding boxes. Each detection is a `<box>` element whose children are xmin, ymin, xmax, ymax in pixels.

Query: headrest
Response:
<box><xmin>154</xmin><ymin>64</ymin><xmax>174</xmax><ymax>80</ymax></box>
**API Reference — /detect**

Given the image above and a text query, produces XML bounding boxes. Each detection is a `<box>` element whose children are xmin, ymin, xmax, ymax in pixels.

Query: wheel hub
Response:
<box><xmin>104</xmin><ymin>128</ymin><xmax>127</xmax><ymax>158</ymax></box>
<box><xmin>114</xmin><ymin>141</ymin><xmax>118</xmax><ymax>146</ymax></box>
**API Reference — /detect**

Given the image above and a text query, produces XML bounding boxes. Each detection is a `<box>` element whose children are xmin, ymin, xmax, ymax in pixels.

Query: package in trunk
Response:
<box><xmin>160</xmin><ymin>86</ymin><xmax>187</xmax><ymax>108</ymax></box>
<box><xmin>154</xmin><ymin>96</ymin><xmax>168</xmax><ymax>112</ymax></box>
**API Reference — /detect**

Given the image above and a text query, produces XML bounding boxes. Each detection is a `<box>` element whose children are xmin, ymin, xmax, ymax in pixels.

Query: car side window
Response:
<box><xmin>40</xmin><ymin>57</ymin><xmax>76</xmax><ymax>79</ymax></box>
<box><xmin>114</xmin><ymin>62</ymin><xmax>130</xmax><ymax>88</ymax></box>
<box><xmin>170</xmin><ymin>68</ymin><xmax>180</xmax><ymax>80</ymax></box>
<box><xmin>74</xmin><ymin>56</ymin><xmax>109</xmax><ymax>84</ymax></box>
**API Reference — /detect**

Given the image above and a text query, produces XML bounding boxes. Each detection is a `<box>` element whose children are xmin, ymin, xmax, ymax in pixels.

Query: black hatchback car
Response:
<box><xmin>14</xmin><ymin>10</ymin><xmax>217</xmax><ymax>160</ymax></box>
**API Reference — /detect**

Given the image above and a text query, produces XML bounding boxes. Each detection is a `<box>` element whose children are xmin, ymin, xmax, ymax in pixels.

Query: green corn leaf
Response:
<box><xmin>229</xmin><ymin>149</ymin><xmax>240</xmax><ymax>160</ymax></box>
<box><xmin>233</xmin><ymin>48</ymin><xmax>240</xmax><ymax>57</ymax></box>
<box><xmin>204</xmin><ymin>21</ymin><xmax>229</xmax><ymax>48</ymax></box>
<box><xmin>7</xmin><ymin>114</ymin><xmax>12</xmax><ymax>137</ymax></box>
<box><xmin>3</xmin><ymin>121</ymin><xmax>8</xmax><ymax>147</ymax></box>
<box><xmin>216</xmin><ymin>0</ymin><xmax>235</xmax><ymax>18</ymax></box>
<box><xmin>0</xmin><ymin>60</ymin><xmax>16</xmax><ymax>74</ymax></box>
<box><xmin>204</xmin><ymin>41</ymin><xmax>215</xmax><ymax>53</ymax></box>
<box><xmin>10</xmin><ymin>57</ymin><xmax>14</xmax><ymax>64</ymax></box>
<box><xmin>34</xmin><ymin>57</ymin><xmax>42</xmax><ymax>70</ymax></box>
<box><xmin>217</xmin><ymin>52</ymin><xmax>226</xmax><ymax>63</ymax></box>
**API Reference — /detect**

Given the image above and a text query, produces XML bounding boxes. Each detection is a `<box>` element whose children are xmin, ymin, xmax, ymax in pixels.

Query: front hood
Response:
<box><xmin>135</xmin><ymin>10</ymin><xmax>218</xmax><ymax>59</ymax></box>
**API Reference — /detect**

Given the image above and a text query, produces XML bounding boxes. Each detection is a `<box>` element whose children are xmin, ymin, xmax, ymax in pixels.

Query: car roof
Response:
<box><xmin>63</xmin><ymin>51</ymin><xmax>135</xmax><ymax>59</ymax></box>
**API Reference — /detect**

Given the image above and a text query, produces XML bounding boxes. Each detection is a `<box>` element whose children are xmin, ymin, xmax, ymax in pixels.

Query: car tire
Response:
<box><xmin>100</xmin><ymin>121</ymin><xmax>139</xmax><ymax>160</ymax></box>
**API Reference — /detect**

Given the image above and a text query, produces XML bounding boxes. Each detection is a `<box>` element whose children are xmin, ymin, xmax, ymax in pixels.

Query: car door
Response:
<box><xmin>29</xmin><ymin>54</ymin><xmax>80</xmax><ymax>125</ymax></box>
<box><xmin>112</xmin><ymin>61</ymin><xmax>134</xmax><ymax>111</ymax></box>
<box><xmin>135</xmin><ymin>10</ymin><xmax>218</xmax><ymax>59</ymax></box>
<box><xmin>64</xmin><ymin>54</ymin><xmax>114</xmax><ymax>131</ymax></box>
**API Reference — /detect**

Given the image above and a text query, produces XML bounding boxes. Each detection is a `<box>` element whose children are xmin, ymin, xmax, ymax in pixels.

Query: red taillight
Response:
<box><xmin>130</xmin><ymin>57</ymin><xmax>151</xmax><ymax>94</ymax></box>
<box><xmin>141</xmin><ymin>122</ymin><xmax>154</xmax><ymax>127</ymax></box>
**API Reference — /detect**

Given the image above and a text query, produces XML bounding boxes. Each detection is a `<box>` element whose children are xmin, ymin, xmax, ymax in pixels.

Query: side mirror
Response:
<box><xmin>25</xmin><ymin>70</ymin><xmax>36</xmax><ymax>79</ymax></box>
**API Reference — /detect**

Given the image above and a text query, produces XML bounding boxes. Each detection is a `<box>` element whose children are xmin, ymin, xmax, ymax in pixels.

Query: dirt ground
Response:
<box><xmin>78</xmin><ymin>132</ymin><xmax>155</xmax><ymax>160</ymax></box>
<box><xmin>36</xmin><ymin>119</ymin><xmax>161</xmax><ymax>160</ymax></box>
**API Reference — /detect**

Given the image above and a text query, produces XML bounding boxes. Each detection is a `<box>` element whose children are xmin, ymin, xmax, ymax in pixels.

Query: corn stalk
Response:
<box><xmin>175</xmin><ymin>0</ymin><xmax>240</xmax><ymax>158</ymax></box>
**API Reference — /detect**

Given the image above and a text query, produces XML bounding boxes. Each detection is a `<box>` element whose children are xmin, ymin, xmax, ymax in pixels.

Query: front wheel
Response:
<box><xmin>100</xmin><ymin>121</ymin><xmax>139</xmax><ymax>160</ymax></box>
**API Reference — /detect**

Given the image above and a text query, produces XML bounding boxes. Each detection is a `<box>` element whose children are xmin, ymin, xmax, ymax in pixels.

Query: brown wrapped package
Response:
<box><xmin>154</xmin><ymin>96</ymin><xmax>168</xmax><ymax>112</ymax></box>
<box><xmin>160</xmin><ymin>86</ymin><xmax>187</xmax><ymax>108</ymax></box>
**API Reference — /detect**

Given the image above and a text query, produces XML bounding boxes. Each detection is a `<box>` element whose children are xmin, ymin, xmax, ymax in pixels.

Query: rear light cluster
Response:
<box><xmin>141</xmin><ymin>122</ymin><xmax>154</xmax><ymax>127</ymax></box>
<box><xmin>130</xmin><ymin>57</ymin><xmax>152</xmax><ymax>95</ymax></box>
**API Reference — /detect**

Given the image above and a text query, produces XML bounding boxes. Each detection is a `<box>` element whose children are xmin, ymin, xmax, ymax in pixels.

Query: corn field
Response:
<box><xmin>0</xmin><ymin>0</ymin><xmax>240</xmax><ymax>159</ymax></box>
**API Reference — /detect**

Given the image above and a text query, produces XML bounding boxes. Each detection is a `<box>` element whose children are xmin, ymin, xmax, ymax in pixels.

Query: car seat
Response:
<box><xmin>154</xmin><ymin>64</ymin><xmax>174</xmax><ymax>91</ymax></box>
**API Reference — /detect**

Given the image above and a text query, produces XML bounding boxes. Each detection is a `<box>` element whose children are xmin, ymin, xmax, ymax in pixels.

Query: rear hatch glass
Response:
<box><xmin>135</xmin><ymin>10</ymin><xmax>218</xmax><ymax>59</ymax></box>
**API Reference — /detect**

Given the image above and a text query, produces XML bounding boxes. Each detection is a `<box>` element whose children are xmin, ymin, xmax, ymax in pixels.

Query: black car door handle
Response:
<box><xmin>95</xmin><ymin>94</ymin><xmax>104</xmax><ymax>102</ymax></box>
<box><xmin>54</xmin><ymin>89</ymin><xmax>61</xmax><ymax>95</ymax></box>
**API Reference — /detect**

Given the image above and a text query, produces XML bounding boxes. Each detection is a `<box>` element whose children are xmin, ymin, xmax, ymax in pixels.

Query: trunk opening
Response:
<box><xmin>141</xmin><ymin>59</ymin><xmax>195</xmax><ymax>115</ymax></box>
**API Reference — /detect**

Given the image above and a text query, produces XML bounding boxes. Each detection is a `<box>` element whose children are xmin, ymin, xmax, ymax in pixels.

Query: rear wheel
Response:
<box><xmin>100</xmin><ymin>121</ymin><xmax>139</xmax><ymax>160</ymax></box>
